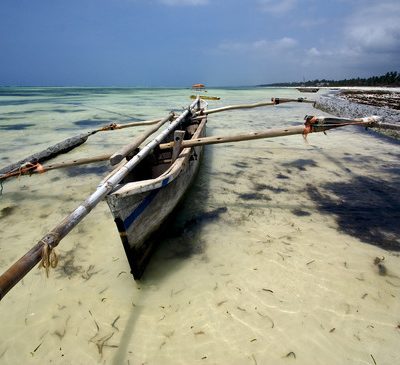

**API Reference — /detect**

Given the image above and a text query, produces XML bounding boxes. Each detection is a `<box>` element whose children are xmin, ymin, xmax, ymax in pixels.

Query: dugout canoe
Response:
<box><xmin>105</xmin><ymin>104</ymin><xmax>207</xmax><ymax>279</ymax></box>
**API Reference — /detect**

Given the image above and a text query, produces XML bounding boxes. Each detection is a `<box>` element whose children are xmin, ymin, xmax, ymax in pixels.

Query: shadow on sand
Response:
<box><xmin>309</xmin><ymin>132</ymin><xmax>400</xmax><ymax>251</ymax></box>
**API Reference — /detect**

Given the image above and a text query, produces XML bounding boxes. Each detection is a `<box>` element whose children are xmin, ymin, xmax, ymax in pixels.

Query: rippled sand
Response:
<box><xmin>0</xmin><ymin>87</ymin><xmax>399</xmax><ymax>365</ymax></box>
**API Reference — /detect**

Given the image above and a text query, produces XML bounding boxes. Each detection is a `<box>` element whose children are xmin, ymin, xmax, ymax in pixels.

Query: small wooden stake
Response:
<box><xmin>171</xmin><ymin>130</ymin><xmax>185</xmax><ymax>163</ymax></box>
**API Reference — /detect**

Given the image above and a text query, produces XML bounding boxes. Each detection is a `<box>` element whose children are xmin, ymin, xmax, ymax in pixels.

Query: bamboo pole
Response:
<box><xmin>159</xmin><ymin>126</ymin><xmax>307</xmax><ymax>149</ymax></box>
<box><xmin>0</xmin><ymin>119</ymin><xmax>170</xmax><ymax>176</ymax></box>
<box><xmin>0</xmin><ymin>115</ymin><xmax>176</xmax><ymax>181</ymax></box>
<box><xmin>0</xmin><ymin>97</ymin><xmax>312</xmax><ymax>176</ymax></box>
<box><xmin>97</xmin><ymin>118</ymin><xmax>165</xmax><ymax>130</ymax></box>
<box><xmin>194</xmin><ymin>97</ymin><xmax>315</xmax><ymax>117</ymax></box>
<box><xmin>109</xmin><ymin>113</ymin><xmax>175</xmax><ymax>165</ymax></box>
<box><xmin>0</xmin><ymin>154</ymin><xmax>112</xmax><ymax>182</ymax></box>
<box><xmin>2</xmin><ymin>115</ymin><xmax>390</xmax><ymax>182</ymax></box>
<box><xmin>159</xmin><ymin>116</ymin><xmax>382</xmax><ymax>150</ymax></box>
<box><xmin>0</xmin><ymin>99</ymin><xmax>199</xmax><ymax>301</ymax></box>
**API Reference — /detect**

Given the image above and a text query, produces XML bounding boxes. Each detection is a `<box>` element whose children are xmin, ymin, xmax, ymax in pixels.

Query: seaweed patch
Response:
<box><xmin>0</xmin><ymin>123</ymin><xmax>35</xmax><ymax>131</ymax></box>
<box><xmin>238</xmin><ymin>192</ymin><xmax>271</xmax><ymax>201</ymax></box>
<box><xmin>276</xmin><ymin>173</ymin><xmax>290</xmax><ymax>180</ymax></box>
<box><xmin>291</xmin><ymin>208</ymin><xmax>311</xmax><ymax>217</ymax></box>
<box><xmin>1</xmin><ymin>206</ymin><xmax>16</xmax><ymax>218</ymax></box>
<box><xmin>73</xmin><ymin>119</ymin><xmax>110</xmax><ymax>127</ymax></box>
<box><xmin>65</xmin><ymin>164</ymin><xmax>109</xmax><ymax>177</ymax></box>
<box><xmin>309</xmin><ymin>176</ymin><xmax>400</xmax><ymax>251</ymax></box>
<box><xmin>255</xmin><ymin>184</ymin><xmax>288</xmax><ymax>193</ymax></box>
<box><xmin>233</xmin><ymin>161</ymin><xmax>248</xmax><ymax>169</ymax></box>
<box><xmin>282</xmin><ymin>159</ymin><xmax>318</xmax><ymax>171</ymax></box>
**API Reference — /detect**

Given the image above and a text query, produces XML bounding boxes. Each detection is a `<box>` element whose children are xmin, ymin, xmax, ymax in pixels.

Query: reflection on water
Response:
<box><xmin>0</xmin><ymin>87</ymin><xmax>400</xmax><ymax>365</ymax></box>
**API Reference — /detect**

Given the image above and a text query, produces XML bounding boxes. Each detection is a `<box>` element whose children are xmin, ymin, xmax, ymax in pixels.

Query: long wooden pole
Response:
<box><xmin>1</xmin><ymin>116</ymin><xmax>388</xmax><ymax>182</ymax></box>
<box><xmin>0</xmin><ymin>114</ymin><xmax>176</xmax><ymax>182</ymax></box>
<box><xmin>0</xmin><ymin>97</ymin><xmax>312</xmax><ymax>176</ymax></box>
<box><xmin>109</xmin><ymin>113</ymin><xmax>175</xmax><ymax>166</ymax></box>
<box><xmin>0</xmin><ymin>99</ymin><xmax>199</xmax><ymax>301</ymax></box>
<box><xmin>0</xmin><ymin>154</ymin><xmax>112</xmax><ymax>182</ymax></box>
<box><xmin>196</xmin><ymin>97</ymin><xmax>315</xmax><ymax>116</ymax></box>
<box><xmin>159</xmin><ymin>116</ymin><xmax>381</xmax><ymax>150</ymax></box>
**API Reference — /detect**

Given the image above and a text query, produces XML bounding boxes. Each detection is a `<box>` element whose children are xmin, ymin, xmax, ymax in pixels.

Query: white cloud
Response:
<box><xmin>307</xmin><ymin>47</ymin><xmax>321</xmax><ymax>57</ymax></box>
<box><xmin>345</xmin><ymin>1</ymin><xmax>400</xmax><ymax>54</ymax></box>
<box><xmin>275</xmin><ymin>37</ymin><xmax>297</xmax><ymax>49</ymax></box>
<box><xmin>303</xmin><ymin>0</ymin><xmax>400</xmax><ymax>73</ymax></box>
<box><xmin>159</xmin><ymin>0</ymin><xmax>208</xmax><ymax>5</ymax></box>
<box><xmin>219</xmin><ymin>37</ymin><xmax>297</xmax><ymax>53</ymax></box>
<box><xmin>258</xmin><ymin>0</ymin><xmax>297</xmax><ymax>14</ymax></box>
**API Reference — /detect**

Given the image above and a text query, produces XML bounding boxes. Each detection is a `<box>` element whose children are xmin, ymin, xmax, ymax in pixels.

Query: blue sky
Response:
<box><xmin>0</xmin><ymin>0</ymin><xmax>399</xmax><ymax>86</ymax></box>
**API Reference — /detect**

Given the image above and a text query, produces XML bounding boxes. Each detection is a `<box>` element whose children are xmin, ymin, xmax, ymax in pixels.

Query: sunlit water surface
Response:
<box><xmin>0</xmin><ymin>87</ymin><xmax>399</xmax><ymax>365</ymax></box>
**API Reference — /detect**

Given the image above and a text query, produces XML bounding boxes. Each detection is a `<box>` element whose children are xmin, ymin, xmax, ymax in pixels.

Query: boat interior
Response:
<box><xmin>120</xmin><ymin>121</ymin><xmax>200</xmax><ymax>184</ymax></box>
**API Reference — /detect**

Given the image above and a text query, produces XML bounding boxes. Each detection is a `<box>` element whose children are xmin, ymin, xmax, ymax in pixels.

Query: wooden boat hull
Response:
<box><xmin>106</xmin><ymin>115</ymin><xmax>206</xmax><ymax>279</ymax></box>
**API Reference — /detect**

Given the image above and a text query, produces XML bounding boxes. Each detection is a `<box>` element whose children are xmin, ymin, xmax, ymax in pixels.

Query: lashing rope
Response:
<box><xmin>0</xmin><ymin>161</ymin><xmax>45</xmax><ymax>181</ymax></box>
<box><xmin>99</xmin><ymin>122</ymin><xmax>118</xmax><ymax>131</ymax></box>
<box><xmin>38</xmin><ymin>239</ymin><xmax>58</xmax><ymax>277</ymax></box>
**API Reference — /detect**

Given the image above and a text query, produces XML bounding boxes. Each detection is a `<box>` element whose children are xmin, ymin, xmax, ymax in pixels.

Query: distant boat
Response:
<box><xmin>190</xmin><ymin>83</ymin><xmax>220</xmax><ymax>100</ymax></box>
<box><xmin>297</xmin><ymin>87</ymin><xmax>319</xmax><ymax>93</ymax></box>
<box><xmin>192</xmin><ymin>83</ymin><xmax>205</xmax><ymax>90</ymax></box>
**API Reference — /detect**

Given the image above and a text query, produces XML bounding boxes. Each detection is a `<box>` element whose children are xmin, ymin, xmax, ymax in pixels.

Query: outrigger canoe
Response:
<box><xmin>297</xmin><ymin>87</ymin><xmax>319</xmax><ymax>93</ymax></box>
<box><xmin>105</xmin><ymin>100</ymin><xmax>207</xmax><ymax>279</ymax></box>
<box><xmin>1</xmin><ymin>94</ymin><xmax>391</xmax><ymax>301</ymax></box>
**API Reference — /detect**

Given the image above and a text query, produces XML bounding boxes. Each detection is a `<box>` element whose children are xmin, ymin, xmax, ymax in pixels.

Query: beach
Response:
<box><xmin>0</xmin><ymin>87</ymin><xmax>400</xmax><ymax>365</ymax></box>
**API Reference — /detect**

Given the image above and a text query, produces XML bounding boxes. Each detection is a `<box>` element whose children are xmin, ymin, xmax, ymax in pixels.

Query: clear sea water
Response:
<box><xmin>0</xmin><ymin>87</ymin><xmax>399</xmax><ymax>365</ymax></box>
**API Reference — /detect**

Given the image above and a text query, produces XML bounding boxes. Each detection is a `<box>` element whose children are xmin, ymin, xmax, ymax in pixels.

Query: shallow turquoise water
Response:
<box><xmin>0</xmin><ymin>87</ymin><xmax>399</xmax><ymax>365</ymax></box>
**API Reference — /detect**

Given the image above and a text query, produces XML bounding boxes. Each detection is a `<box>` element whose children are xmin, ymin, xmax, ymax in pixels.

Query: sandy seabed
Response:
<box><xmin>0</xmin><ymin>87</ymin><xmax>399</xmax><ymax>365</ymax></box>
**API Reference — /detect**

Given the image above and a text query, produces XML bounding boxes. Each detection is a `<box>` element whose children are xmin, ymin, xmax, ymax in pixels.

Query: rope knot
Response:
<box><xmin>16</xmin><ymin>160</ymin><xmax>45</xmax><ymax>177</ymax></box>
<box><xmin>303</xmin><ymin>115</ymin><xmax>319</xmax><ymax>138</ymax></box>
<box><xmin>38</xmin><ymin>233</ymin><xmax>59</xmax><ymax>277</ymax></box>
<box><xmin>100</xmin><ymin>122</ymin><xmax>118</xmax><ymax>131</ymax></box>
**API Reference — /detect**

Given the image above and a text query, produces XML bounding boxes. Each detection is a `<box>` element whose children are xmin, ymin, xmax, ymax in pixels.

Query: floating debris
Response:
<box><xmin>0</xmin><ymin>206</ymin><xmax>16</xmax><ymax>218</ymax></box>
<box><xmin>284</xmin><ymin>351</ymin><xmax>296</xmax><ymax>359</ymax></box>
<box><xmin>30</xmin><ymin>342</ymin><xmax>43</xmax><ymax>356</ymax></box>
<box><xmin>374</xmin><ymin>257</ymin><xmax>387</xmax><ymax>276</ymax></box>
<box><xmin>111</xmin><ymin>315</ymin><xmax>120</xmax><ymax>331</ymax></box>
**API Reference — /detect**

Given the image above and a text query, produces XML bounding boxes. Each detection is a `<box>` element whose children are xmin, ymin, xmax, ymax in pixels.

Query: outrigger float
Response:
<box><xmin>0</xmin><ymin>96</ymin><xmax>399</xmax><ymax>300</ymax></box>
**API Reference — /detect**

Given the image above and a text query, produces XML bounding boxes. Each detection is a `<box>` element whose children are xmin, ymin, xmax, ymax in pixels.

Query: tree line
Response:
<box><xmin>260</xmin><ymin>71</ymin><xmax>400</xmax><ymax>87</ymax></box>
